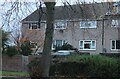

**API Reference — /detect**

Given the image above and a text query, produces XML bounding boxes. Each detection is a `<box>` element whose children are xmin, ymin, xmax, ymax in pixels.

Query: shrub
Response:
<box><xmin>5</xmin><ymin>46</ymin><xmax>19</xmax><ymax>57</ymax></box>
<box><xmin>50</xmin><ymin>54</ymin><xmax>120</xmax><ymax>78</ymax></box>
<box><xmin>54</xmin><ymin>43</ymin><xmax>78</xmax><ymax>52</ymax></box>
<box><xmin>100</xmin><ymin>53</ymin><xmax>120</xmax><ymax>58</ymax></box>
<box><xmin>28</xmin><ymin>58</ymin><xmax>42</xmax><ymax>78</ymax></box>
<box><xmin>20</xmin><ymin>41</ymin><xmax>33</xmax><ymax>56</ymax></box>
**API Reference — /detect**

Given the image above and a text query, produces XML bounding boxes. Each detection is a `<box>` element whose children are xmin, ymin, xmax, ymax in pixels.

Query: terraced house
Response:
<box><xmin>21</xmin><ymin>2</ymin><xmax>120</xmax><ymax>54</ymax></box>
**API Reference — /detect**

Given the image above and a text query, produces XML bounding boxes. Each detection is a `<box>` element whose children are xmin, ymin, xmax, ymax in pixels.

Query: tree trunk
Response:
<box><xmin>41</xmin><ymin>2</ymin><xmax>55</xmax><ymax>77</ymax></box>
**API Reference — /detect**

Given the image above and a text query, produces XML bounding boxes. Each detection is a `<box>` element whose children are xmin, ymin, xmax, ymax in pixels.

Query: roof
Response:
<box><xmin>21</xmin><ymin>2</ymin><xmax>115</xmax><ymax>22</ymax></box>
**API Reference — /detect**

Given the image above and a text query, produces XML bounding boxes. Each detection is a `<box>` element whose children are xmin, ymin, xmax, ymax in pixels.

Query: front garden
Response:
<box><xmin>28</xmin><ymin>54</ymin><xmax>120</xmax><ymax>79</ymax></box>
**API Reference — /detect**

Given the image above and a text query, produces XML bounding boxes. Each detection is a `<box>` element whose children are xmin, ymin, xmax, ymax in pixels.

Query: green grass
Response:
<box><xmin>0</xmin><ymin>71</ymin><xmax>29</xmax><ymax>76</ymax></box>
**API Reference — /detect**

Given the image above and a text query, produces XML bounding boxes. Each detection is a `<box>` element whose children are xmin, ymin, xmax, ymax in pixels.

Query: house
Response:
<box><xmin>21</xmin><ymin>2</ymin><xmax>120</xmax><ymax>54</ymax></box>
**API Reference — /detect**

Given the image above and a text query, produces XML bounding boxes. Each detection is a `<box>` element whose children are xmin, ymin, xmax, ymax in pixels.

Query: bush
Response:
<box><xmin>54</xmin><ymin>43</ymin><xmax>78</xmax><ymax>52</ymax></box>
<box><xmin>5</xmin><ymin>46</ymin><xmax>19</xmax><ymax>57</ymax></box>
<box><xmin>20</xmin><ymin>41</ymin><xmax>33</xmax><ymax>56</ymax></box>
<box><xmin>50</xmin><ymin>61</ymin><xmax>87</xmax><ymax>77</ymax></box>
<box><xmin>100</xmin><ymin>53</ymin><xmax>120</xmax><ymax>58</ymax></box>
<box><xmin>28</xmin><ymin>57</ymin><xmax>43</xmax><ymax>78</ymax></box>
<box><xmin>50</xmin><ymin>54</ymin><xmax>120</xmax><ymax>78</ymax></box>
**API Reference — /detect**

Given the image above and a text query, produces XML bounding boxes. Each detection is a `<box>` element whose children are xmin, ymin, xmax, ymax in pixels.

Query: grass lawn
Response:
<box><xmin>0</xmin><ymin>71</ymin><xmax>29</xmax><ymax>77</ymax></box>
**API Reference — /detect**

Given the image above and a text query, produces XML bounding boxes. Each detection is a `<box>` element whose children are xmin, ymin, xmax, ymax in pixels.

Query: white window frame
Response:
<box><xmin>111</xmin><ymin>40</ymin><xmax>120</xmax><ymax>50</ymax></box>
<box><xmin>29</xmin><ymin>23</ymin><xmax>40</xmax><ymax>30</ymax></box>
<box><xmin>111</xmin><ymin>20</ymin><xmax>119</xmax><ymax>27</ymax></box>
<box><xmin>79</xmin><ymin>40</ymin><xmax>96</xmax><ymax>50</ymax></box>
<box><xmin>52</xmin><ymin>40</ymin><xmax>66</xmax><ymax>48</ymax></box>
<box><xmin>54</xmin><ymin>20</ymin><xmax>67</xmax><ymax>29</ymax></box>
<box><xmin>113</xmin><ymin>4</ymin><xmax>120</xmax><ymax>14</ymax></box>
<box><xmin>30</xmin><ymin>41</ymin><xmax>38</xmax><ymax>49</ymax></box>
<box><xmin>80</xmin><ymin>21</ymin><xmax>97</xmax><ymax>28</ymax></box>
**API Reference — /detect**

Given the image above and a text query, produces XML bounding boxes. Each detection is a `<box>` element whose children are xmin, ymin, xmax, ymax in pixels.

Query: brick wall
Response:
<box><xmin>2</xmin><ymin>55</ymin><xmax>40</xmax><ymax>72</ymax></box>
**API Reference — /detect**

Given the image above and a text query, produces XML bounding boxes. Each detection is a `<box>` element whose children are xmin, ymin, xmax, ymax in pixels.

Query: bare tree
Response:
<box><xmin>1</xmin><ymin>0</ymin><xmax>56</xmax><ymax>77</ymax></box>
<box><xmin>41</xmin><ymin>1</ymin><xmax>55</xmax><ymax>77</ymax></box>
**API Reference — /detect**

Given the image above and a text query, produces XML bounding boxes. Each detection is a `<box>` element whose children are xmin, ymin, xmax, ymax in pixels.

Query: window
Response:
<box><xmin>30</xmin><ymin>42</ymin><xmax>37</xmax><ymax>48</ymax></box>
<box><xmin>113</xmin><ymin>3</ymin><xmax>120</xmax><ymax>14</ymax></box>
<box><xmin>80</xmin><ymin>21</ymin><xmax>97</xmax><ymax>28</ymax></box>
<box><xmin>53</xmin><ymin>40</ymin><xmax>66</xmax><ymax>48</ymax></box>
<box><xmin>112</xmin><ymin>20</ymin><xmax>119</xmax><ymax>27</ymax></box>
<box><xmin>54</xmin><ymin>21</ymin><xmax>67</xmax><ymax>29</ymax></box>
<box><xmin>29</xmin><ymin>23</ymin><xmax>40</xmax><ymax>30</ymax></box>
<box><xmin>113</xmin><ymin>5</ymin><xmax>117</xmax><ymax>14</ymax></box>
<box><xmin>111</xmin><ymin>40</ymin><xmax>120</xmax><ymax>50</ymax></box>
<box><xmin>79</xmin><ymin>40</ymin><xmax>96</xmax><ymax>50</ymax></box>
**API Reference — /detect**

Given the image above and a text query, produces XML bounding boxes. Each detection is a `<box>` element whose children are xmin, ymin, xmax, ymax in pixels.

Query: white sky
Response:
<box><xmin>0</xmin><ymin>0</ymin><xmax>119</xmax><ymax>3</ymax></box>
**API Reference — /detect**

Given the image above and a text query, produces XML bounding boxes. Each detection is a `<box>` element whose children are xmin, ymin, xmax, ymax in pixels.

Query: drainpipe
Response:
<box><xmin>118</xmin><ymin>27</ymin><xmax>120</xmax><ymax>40</ymax></box>
<box><xmin>118</xmin><ymin>26</ymin><xmax>120</xmax><ymax>53</ymax></box>
<box><xmin>102</xmin><ymin>18</ymin><xmax>105</xmax><ymax>53</ymax></box>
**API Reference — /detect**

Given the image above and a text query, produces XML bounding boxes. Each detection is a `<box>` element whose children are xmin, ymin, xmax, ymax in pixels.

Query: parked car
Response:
<box><xmin>52</xmin><ymin>50</ymin><xmax>70</xmax><ymax>55</ymax></box>
<box><xmin>51</xmin><ymin>50</ymin><xmax>75</xmax><ymax>58</ymax></box>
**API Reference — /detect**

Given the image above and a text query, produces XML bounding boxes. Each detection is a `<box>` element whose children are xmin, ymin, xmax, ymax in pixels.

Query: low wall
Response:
<box><xmin>2</xmin><ymin>55</ymin><xmax>40</xmax><ymax>72</ymax></box>
<box><xmin>2</xmin><ymin>53</ymin><xmax>119</xmax><ymax>72</ymax></box>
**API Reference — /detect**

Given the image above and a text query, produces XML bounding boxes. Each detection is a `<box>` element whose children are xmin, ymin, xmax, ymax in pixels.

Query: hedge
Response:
<box><xmin>50</xmin><ymin>55</ymin><xmax>120</xmax><ymax>78</ymax></box>
<box><xmin>28</xmin><ymin>54</ymin><xmax>120</xmax><ymax>78</ymax></box>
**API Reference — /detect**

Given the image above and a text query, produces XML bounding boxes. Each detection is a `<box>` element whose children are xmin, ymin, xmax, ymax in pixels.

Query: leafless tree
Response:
<box><xmin>1</xmin><ymin>0</ymin><xmax>56</xmax><ymax>77</ymax></box>
<box><xmin>1</xmin><ymin>0</ymin><xmax>114</xmax><ymax>78</ymax></box>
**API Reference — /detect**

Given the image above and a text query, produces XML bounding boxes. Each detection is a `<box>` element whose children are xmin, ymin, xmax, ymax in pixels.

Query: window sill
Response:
<box><xmin>80</xmin><ymin>27</ymin><xmax>97</xmax><ymax>29</ymax></box>
<box><xmin>54</xmin><ymin>28</ymin><xmax>66</xmax><ymax>30</ymax></box>
<box><xmin>28</xmin><ymin>29</ymin><xmax>40</xmax><ymax>30</ymax></box>
<box><xmin>111</xmin><ymin>26</ymin><xmax>120</xmax><ymax>28</ymax></box>
<box><xmin>79</xmin><ymin>49</ymin><xmax>96</xmax><ymax>51</ymax></box>
<box><xmin>111</xmin><ymin>49</ymin><xmax>120</xmax><ymax>51</ymax></box>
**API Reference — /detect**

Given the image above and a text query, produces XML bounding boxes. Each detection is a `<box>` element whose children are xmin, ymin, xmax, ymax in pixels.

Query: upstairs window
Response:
<box><xmin>54</xmin><ymin>21</ymin><xmax>67</xmax><ymax>29</ymax></box>
<box><xmin>79</xmin><ymin>40</ymin><xmax>96</xmax><ymax>50</ymax></box>
<box><xmin>80</xmin><ymin>21</ymin><xmax>97</xmax><ymax>28</ymax></box>
<box><xmin>29</xmin><ymin>23</ymin><xmax>40</xmax><ymax>30</ymax></box>
<box><xmin>112</xmin><ymin>20</ymin><xmax>119</xmax><ymax>27</ymax></box>
<box><xmin>111</xmin><ymin>40</ymin><xmax>120</xmax><ymax>50</ymax></box>
<box><xmin>113</xmin><ymin>3</ymin><xmax>120</xmax><ymax>14</ymax></box>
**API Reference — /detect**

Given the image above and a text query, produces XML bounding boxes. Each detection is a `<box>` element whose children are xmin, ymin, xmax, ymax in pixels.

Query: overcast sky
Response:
<box><xmin>0</xmin><ymin>0</ymin><xmax>118</xmax><ymax>4</ymax></box>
